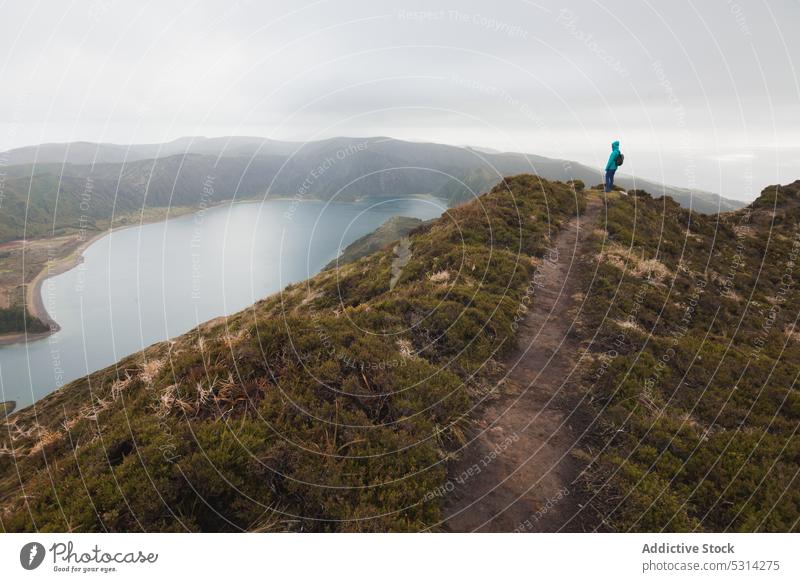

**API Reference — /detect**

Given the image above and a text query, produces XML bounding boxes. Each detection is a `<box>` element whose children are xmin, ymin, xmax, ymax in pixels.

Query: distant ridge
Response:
<box><xmin>0</xmin><ymin>136</ymin><xmax>301</xmax><ymax>166</ymax></box>
<box><xmin>1</xmin><ymin>136</ymin><xmax>744</xmax><ymax>212</ymax></box>
<box><xmin>0</xmin><ymin>136</ymin><xmax>746</xmax><ymax>242</ymax></box>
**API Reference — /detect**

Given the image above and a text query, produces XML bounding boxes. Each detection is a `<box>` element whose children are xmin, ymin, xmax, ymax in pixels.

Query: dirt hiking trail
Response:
<box><xmin>444</xmin><ymin>193</ymin><xmax>602</xmax><ymax>532</ymax></box>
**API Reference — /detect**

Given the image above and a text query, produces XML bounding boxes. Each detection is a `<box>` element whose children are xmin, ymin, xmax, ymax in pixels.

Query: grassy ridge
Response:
<box><xmin>0</xmin><ymin>175</ymin><xmax>583</xmax><ymax>532</ymax></box>
<box><xmin>578</xmin><ymin>182</ymin><xmax>800</xmax><ymax>531</ymax></box>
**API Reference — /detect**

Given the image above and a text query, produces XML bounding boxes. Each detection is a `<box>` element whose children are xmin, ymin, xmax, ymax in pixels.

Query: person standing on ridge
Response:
<box><xmin>604</xmin><ymin>140</ymin><xmax>623</xmax><ymax>192</ymax></box>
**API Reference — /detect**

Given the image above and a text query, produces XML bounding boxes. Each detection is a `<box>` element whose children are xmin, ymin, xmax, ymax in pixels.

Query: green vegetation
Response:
<box><xmin>0</xmin><ymin>175</ymin><xmax>584</xmax><ymax>532</ymax></box>
<box><xmin>577</xmin><ymin>180</ymin><xmax>800</xmax><ymax>532</ymax></box>
<box><xmin>0</xmin><ymin>287</ymin><xmax>48</xmax><ymax>334</ymax></box>
<box><xmin>0</xmin><ymin>157</ymin><xmax>265</xmax><ymax>242</ymax></box>
<box><xmin>0</xmin><ymin>305</ymin><xmax>48</xmax><ymax>334</ymax></box>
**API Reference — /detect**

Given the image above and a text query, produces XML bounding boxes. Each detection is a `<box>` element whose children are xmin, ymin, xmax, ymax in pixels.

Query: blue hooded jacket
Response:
<box><xmin>605</xmin><ymin>141</ymin><xmax>620</xmax><ymax>171</ymax></box>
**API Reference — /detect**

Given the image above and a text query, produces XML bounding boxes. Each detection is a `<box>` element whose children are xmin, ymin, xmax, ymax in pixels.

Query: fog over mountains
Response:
<box><xmin>0</xmin><ymin>136</ymin><xmax>745</xmax><ymax>242</ymax></box>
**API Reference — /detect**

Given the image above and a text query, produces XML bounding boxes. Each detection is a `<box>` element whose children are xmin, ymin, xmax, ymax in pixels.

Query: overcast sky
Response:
<box><xmin>1</xmin><ymin>0</ymin><xmax>797</xmax><ymax>200</ymax></box>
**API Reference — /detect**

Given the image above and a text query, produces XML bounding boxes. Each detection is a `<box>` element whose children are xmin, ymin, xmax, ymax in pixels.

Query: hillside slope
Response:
<box><xmin>2</xmin><ymin>176</ymin><xmax>794</xmax><ymax>533</ymax></box>
<box><xmin>575</xmin><ymin>181</ymin><xmax>800</xmax><ymax>531</ymax></box>
<box><xmin>0</xmin><ymin>175</ymin><xmax>583</xmax><ymax>532</ymax></box>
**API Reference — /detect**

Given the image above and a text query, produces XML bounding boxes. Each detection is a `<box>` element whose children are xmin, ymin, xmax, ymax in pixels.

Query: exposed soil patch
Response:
<box><xmin>444</xmin><ymin>195</ymin><xmax>602</xmax><ymax>532</ymax></box>
<box><xmin>389</xmin><ymin>237</ymin><xmax>412</xmax><ymax>290</ymax></box>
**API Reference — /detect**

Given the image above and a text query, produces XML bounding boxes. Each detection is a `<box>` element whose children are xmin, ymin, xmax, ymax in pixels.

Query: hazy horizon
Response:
<box><xmin>1</xmin><ymin>0</ymin><xmax>797</xmax><ymax>201</ymax></box>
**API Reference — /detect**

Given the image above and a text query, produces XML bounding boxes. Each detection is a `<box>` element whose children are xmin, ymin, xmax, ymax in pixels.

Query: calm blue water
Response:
<box><xmin>0</xmin><ymin>197</ymin><xmax>445</xmax><ymax>410</ymax></box>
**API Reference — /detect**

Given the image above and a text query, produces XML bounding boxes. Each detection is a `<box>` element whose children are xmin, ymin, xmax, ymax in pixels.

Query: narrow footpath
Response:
<box><xmin>444</xmin><ymin>194</ymin><xmax>602</xmax><ymax>532</ymax></box>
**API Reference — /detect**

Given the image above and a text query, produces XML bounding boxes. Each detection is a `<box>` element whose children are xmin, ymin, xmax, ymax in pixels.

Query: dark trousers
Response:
<box><xmin>604</xmin><ymin>169</ymin><xmax>616</xmax><ymax>192</ymax></box>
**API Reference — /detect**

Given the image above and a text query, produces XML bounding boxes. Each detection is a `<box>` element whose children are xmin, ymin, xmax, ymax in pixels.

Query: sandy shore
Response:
<box><xmin>33</xmin><ymin>230</ymin><xmax>108</xmax><ymax>331</ymax></box>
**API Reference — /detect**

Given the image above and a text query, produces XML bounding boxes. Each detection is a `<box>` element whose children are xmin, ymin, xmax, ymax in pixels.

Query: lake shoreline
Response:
<box><xmin>0</xmin><ymin>193</ymin><xmax>445</xmax><ymax>348</ymax></box>
<box><xmin>0</xmin><ymin>194</ymin><xmax>345</xmax><ymax>347</ymax></box>
<box><xmin>0</xmin><ymin>231</ymin><xmax>108</xmax><ymax>347</ymax></box>
<box><xmin>0</xmin><ymin>202</ymin><xmax>241</xmax><ymax>347</ymax></box>
<box><xmin>0</xmin><ymin>195</ymin><xmax>446</xmax><ymax>415</ymax></box>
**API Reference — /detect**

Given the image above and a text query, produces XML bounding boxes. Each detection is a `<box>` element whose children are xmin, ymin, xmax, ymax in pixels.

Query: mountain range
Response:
<box><xmin>0</xmin><ymin>136</ymin><xmax>745</xmax><ymax>242</ymax></box>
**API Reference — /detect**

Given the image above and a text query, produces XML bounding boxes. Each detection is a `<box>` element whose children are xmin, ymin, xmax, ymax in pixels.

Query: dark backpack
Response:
<box><xmin>616</xmin><ymin>152</ymin><xmax>624</xmax><ymax>166</ymax></box>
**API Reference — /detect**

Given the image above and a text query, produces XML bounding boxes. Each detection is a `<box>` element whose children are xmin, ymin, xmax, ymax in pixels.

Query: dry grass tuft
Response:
<box><xmin>429</xmin><ymin>270</ymin><xmax>451</xmax><ymax>283</ymax></box>
<box><xmin>156</xmin><ymin>384</ymin><xmax>179</xmax><ymax>418</ymax></box>
<box><xmin>140</xmin><ymin>358</ymin><xmax>165</xmax><ymax>387</ymax></box>
<box><xmin>785</xmin><ymin>326</ymin><xmax>800</xmax><ymax>343</ymax></box>
<box><xmin>614</xmin><ymin>318</ymin><xmax>644</xmax><ymax>333</ymax></box>
<box><xmin>396</xmin><ymin>338</ymin><xmax>416</xmax><ymax>359</ymax></box>
<box><xmin>597</xmin><ymin>243</ymin><xmax>672</xmax><ymax>282</ymax></box>
<box><xmin>110</xmin><ymin>373</ymin><xmax>133</xmax><ymax>401</ymax></box>
<box><xmin>29</xmin><ymin>426</ymin><xmax>62</xmax><ymax>456</ymax></box>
